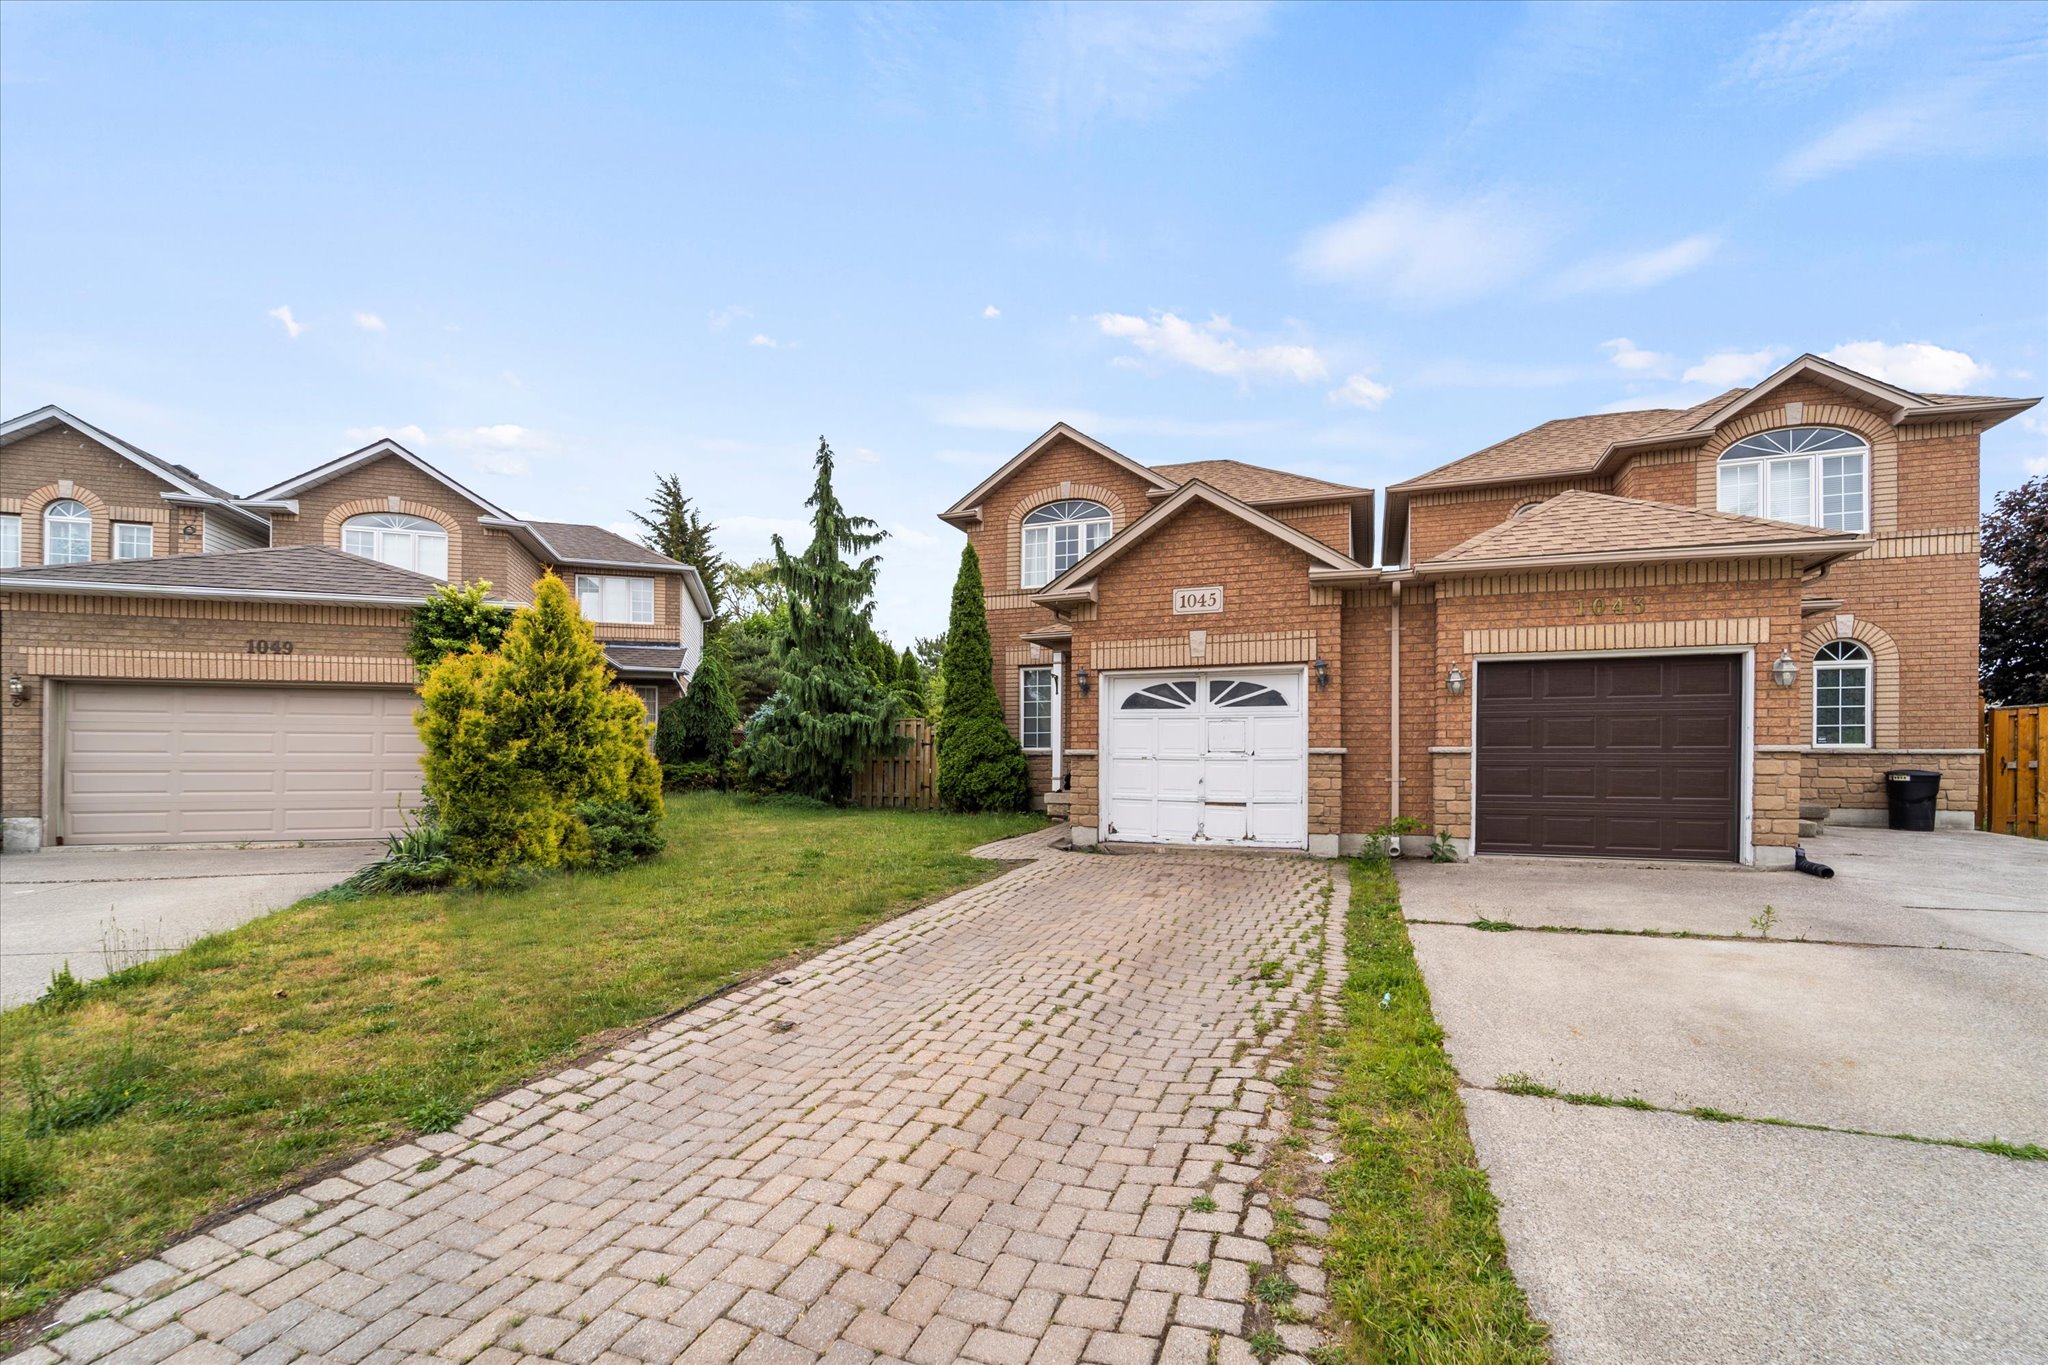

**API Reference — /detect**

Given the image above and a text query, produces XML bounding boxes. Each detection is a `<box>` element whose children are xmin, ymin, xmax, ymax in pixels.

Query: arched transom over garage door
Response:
<box><xmin>1103</xmin><ymin>668</ymin><xmax>1307</xmax><ymax>849</ymax></box>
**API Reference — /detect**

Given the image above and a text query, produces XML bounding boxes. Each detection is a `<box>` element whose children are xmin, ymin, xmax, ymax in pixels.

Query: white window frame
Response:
<box><xmin>113</xmin><ymin>522</ymin><xmax>155</xmax><ymax>560</ymax></box>
<box><xmin>43</xmin><ymin>499</ymin><xmax>92</xmax><ymax>565</ymax></box>
<box><xmin>1020</xmin><ymin>666</ymin><xmax>1054</xmax><ymax>751</ymax></box>
<box><xmin>1716</xmin><ymin>427</ymin><xmax>1868</xmax><ymax>532</ymax></box>
<box><xmin>1813</xmin><ymin>640</ymin><xmax>1873</xmax><ymax>748</ymax></box>
<box><xmin>1020</xmin><ymin>500</ymin><xmax>1112</xmax><ymax>589</ymax></box>
<box><xmin>0</xmin><ymin>513</ymin><xmax>19</xmax><ymax>569</ymax></box>
<box><xmin>576</xmin><ymin>574</ymin><xmax>657</xmax><ymax>625</ymax></box>
<box><xmin>341</xmin><ymin>512</ymin><xmax>450</xmax><ymax>579</ymax></box>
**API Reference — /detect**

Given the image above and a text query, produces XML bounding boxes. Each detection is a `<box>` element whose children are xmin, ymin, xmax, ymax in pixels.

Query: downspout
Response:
<box><xmin>1050</xmin><ymin>649</ymin><xmax>1065</xmax><ymax>793</ymax></box>
<box><xmin>1389</xmin><ymin>580</ymin><xmax>1402</xmax><ymax>824</ymax></box>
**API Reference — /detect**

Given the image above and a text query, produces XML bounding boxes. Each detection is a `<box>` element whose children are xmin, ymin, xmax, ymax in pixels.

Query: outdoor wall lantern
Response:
<box><xmin>1313</xmin><ymin>657</ymin><xmax>1330</xmax><ymax>688</ymax></box>
<box><xmin>1771</xmin><ymin>648</ymin><xmax>1800</xmax><ymax>689</ymax></box>
<box><xmin>7</xmin><ymin>674</ymin><xmax>25</xmax><ymax>706</ymax></box>
<box><xmin>1076</xmin><ymin>667</ymin><xmax>1090</xmax><ymax>697</ymax></box>
<box><xmin>1446</xmin><ymin>665</ymin><xmax>1467</xmax><ymax>698</ymax></box>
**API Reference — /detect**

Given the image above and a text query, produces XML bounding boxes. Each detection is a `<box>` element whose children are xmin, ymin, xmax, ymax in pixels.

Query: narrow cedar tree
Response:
<box><xmin>743</xmin><ymin>438</ymin><xmax>904</xmax><ymax>801</ymax></box>
<box><xmin>659</xmin><ymin>642</ymin><xmax>741</xmax><ymax>765</ymax></box>
<box><xmin>632</xmin><ymin>473</ymin><xmax>727</xmax><ymax>625</ymax></box>
<box><xmin>935</xmin><ymin>542</ymin><xmax>1029</xmax><ymax>812</ymax></box>
<box><xmin>893</xmin><ymin>646</ymin><xmax>928</xmax><ymax>716</ymax></box>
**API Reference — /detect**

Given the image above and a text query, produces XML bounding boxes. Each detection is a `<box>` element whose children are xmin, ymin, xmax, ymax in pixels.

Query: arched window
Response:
<box><xmin>1021</xmin><ymin>500</ymin><xmax>1112</xmax><ymax>588</ymax></box>
<box><xmin>342</xmin><ymin>512</ymin><xmax>449</xmax><ymax>579</ymax></box>
<box><xmin>43</xmin><ymin>499</ymin><xmax>92</xmax><ymax>565</ymax></box>
<box><xmin>1717</xmin><ymin>426</ymin><xmax>1868</xmax><ymax>532</ymax></box>
<box><xmin>1814</xmin><ymin>640</ymin><xmax>1872</xmax><ymax>747</ymax></box>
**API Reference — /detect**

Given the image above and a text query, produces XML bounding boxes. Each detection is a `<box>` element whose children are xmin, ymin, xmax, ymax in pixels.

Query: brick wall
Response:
<box><xmin>269</xmin><ymin>456</ymin><xmax>491</xmax><ymax>582</ymax></box>
<box><xmin>1405</xmin><ymin>478</ymin><xmax>1606</xmax><ymax>562</ymax></box>
<box><xmin>1805</xmin><ymin>749</ymin><xmax>1978</xmax><ymax>816</ymax></box>
<box><xmin>2</xmin><ymin>429</ymin><xmax>205</xmax><ymax>562</ymax></box>
<box><xmin>0</xmin><ymin>591</ymin><xmax>415</xmax><ymax>825</ymax></box>
<box><xmin>1269</xmin><ymin>502</ymin><xmax>1352</xmax><ymax>556</ymax></box>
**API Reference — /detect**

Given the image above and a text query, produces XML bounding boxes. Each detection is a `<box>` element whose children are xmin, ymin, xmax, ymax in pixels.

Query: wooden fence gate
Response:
<box><xmin>854</xmin><ymin>717</ymin><xmax>936</xmax><ymax>810</ymax></box>
<box><xmin>1980</xmin><ymin>705</ymin><xmax>2045</xmax><ymax>838</ymax></box>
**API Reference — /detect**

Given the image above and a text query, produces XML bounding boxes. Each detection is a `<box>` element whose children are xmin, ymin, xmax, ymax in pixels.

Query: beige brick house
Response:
<box><xmin>1</xmin><ymin>407</ymin><xmax>711</xmax><ymax>851</ymax></box>
<box><xmin>942</xmin><ymin>354</ymin><xmax>2037</xmax><ymax>865</ymax></box>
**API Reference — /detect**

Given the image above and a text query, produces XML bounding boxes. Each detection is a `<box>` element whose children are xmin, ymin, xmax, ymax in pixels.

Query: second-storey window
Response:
<box><xmin>342</xmin><ymin>512</ymin><xmax>449</xmax><ymax>579</ymax></box>
<box><xmin>43</xmin><ymin>499</ymin><xmax>92</xmax><ymax>564</ymax></box>
<box><xmin>113</xmin><ymin>522</ymin><xmax>155</xmax><ymax>560</ymax></box>
<box><xmin>577</xmin><ymin>574</ymin><xmax>656</xmax><ymax>625</ymax></box>
<box><xmin>1021</xmin><ymin>500</ymin><xmax>1112</xmax><ymax>588</ymax></box>
<box><xmin>1020</xmin><ymin>666</ymin><xmax>1054</xmax><ymax>750</ymax></box>
<box><xmin>1717</xmin><ymin>426</ymin><xmax>1867</xmax><ymax>532</ymax></box>
<box><xmin>0</xmin><ymin>514</ymin><xmax>19</xmax><ymax>568</ymax></box>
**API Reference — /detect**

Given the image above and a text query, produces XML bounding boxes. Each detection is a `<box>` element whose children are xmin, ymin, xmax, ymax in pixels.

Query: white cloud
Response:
<box><xmin>1094</xmin><ymin>311</ymin><xmax>1326</xmax><ymax>384</ymax></box>
<box><xmin>1552</xmin><ymin>234</ymin><xmax>1722</xmax><ymax>294</ymax></box>
<box><xmin>1730</xmin><ymin>1</ymin><xmax>1917</xmax><ymax>86</ymax></box>
<box><xmin>1015</xmin><ymin>1</ymin><xmax>1271</xmax><ymax>134</ymax></box>
<box><xmin>1821</xmin><ymin>341</ymin><xmax>1993</xmax><ymax>392</ymax></box>
<box><xmin>1601</xmin><ymin>338</ymin><xmax>1674</xmax><ymax>375</ymax></box>
<box><xmin>2025</xmin><ymin>456</ymin><xmax>2048</xmax><ymax>477</ymax></box>
<box><xmin>353</xmin><ymin>311</ymin><xmax>387</xmax><ymax>332</ymax></box>
<box><xmin>1682</xmin><ymin>348</ymin><xmax>1787</xmax><ymax>387</ymax></box>
<box><xmin>338</xmin><ymin>422</ymin><xmax>551</xmax><ymax>474</ymax></box>
<box><xmin>268</xmin><ymin>305</ymin><xmax>305</xmax><ymax>338</ymax></box>
<box><xmin>1327</xmin><ymin>374</ymin><xmax>1392</xmax><ymax>409</ymax></box>
<box><xmin>1294</xmin><ymin>188</ymin><xmax>1554</xmax><ymax>308</ymax></box>
<box><xmin>852</xmin><ymin>446</ymin><xmax>882</xmax><ymax>464</ymax></box>
<box><xmin>446</xmin><ymin>423</ymin><xmax>550</xmax><ymax>451</ymax></box>
<box><xmin>708</xmin><ymin>305</ymin><xmax>752</xmax><ymax>330</ymax></box>
<box><xmin>983</xmin><ymin>304</ymin><xmax>1001</xmax><ymax>319</ymax></box>
<box><xmin>748</xmin><ymin>334</ymin><xmax>781</xmax><ymax>348</ymax></box>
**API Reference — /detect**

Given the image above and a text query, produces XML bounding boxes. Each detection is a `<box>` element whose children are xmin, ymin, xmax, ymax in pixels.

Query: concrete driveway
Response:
<box><xmin>1400</xmin><ymin>827</ymin><xmax>2048</xmax><ymax>1364</ymax></box>
<box><xmin>0</xmin><ymin>843</ymin><xmax>377</xmax><ymax>1009</ymax></box>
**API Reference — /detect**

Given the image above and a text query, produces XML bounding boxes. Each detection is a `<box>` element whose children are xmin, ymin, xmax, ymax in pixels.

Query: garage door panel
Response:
<box><xmin>1475</xmin><ymin>656</ymin><xmax>1740</xmax><ymax>862</ymax></box>
<box><xmin>1103</xmin><ymin>668</ymin><xmax>1305</xmax><ymax>849</ymax></box>
<box><xmin>62</xmin><ymin>684</ymin><xmax>423</xmax><ymax>846</ymax></box>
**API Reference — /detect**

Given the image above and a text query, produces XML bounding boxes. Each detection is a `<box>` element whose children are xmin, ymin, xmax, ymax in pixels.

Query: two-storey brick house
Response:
<box><xmin>1</xmin><ymin>406</ymin><xmax>711</xmax><ymax>850</ymax></box>
<box><xmin>942</xmin><ymin>354</ymin><xmax>2036</xmax><ymax>865</ymax></box>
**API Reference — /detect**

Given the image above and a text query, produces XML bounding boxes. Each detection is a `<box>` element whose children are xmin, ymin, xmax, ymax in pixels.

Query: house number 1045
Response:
<box><xmin>244</xmin><ymin>639</ymin><xmax>296</xmax><ymax>655</ymax></box>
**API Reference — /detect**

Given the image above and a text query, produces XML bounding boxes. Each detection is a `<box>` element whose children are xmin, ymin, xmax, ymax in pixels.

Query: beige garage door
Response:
<box><xmin>60</xmin><ymin>684</ymin><xmax>424</xmax><ymax>845</ymax></box>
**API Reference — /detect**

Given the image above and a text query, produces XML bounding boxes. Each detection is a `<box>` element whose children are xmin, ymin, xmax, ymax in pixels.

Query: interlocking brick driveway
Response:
<box><xmin>23</xmin><ymin>835</ymin><xmax>1339</xmax><ymax>1365</ymax></box>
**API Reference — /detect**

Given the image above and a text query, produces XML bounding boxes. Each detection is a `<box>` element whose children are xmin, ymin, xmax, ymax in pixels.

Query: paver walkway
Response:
<box><xmin>21</xmin><ymin>837</ymin><xmax>1339</xmax><ymax>1365</ymax></box>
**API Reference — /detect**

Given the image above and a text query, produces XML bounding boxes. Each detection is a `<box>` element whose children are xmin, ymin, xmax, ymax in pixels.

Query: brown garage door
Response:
<box><xmin>1475</xmin><ymin>655</ymin><xmax>1741</xmax><ymax>861</ymax></box>
<box><xmin>60</xmin><ymin>684</ymin><xmax>424</xmax><ymax>845</ymax></box>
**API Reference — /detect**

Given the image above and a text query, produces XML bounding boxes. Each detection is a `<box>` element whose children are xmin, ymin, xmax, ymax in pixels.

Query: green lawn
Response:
<box><xmin>1322</xmin><ymin>859</ymin><xmax>1551</xmax><ymax>1363</ymax></box>
<box><xmin>0</xmin><ymin>794</ymin><xmax>1038</xmax><ymax>1325</ymax></box>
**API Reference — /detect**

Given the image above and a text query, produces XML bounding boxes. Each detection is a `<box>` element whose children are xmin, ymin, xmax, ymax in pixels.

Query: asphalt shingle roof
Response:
<box><xmin>604</xmin><ymin>645</ymin><xmax>688</xmax><ymax>674</ymax></box>
<box><xmin>0</xmin><ymin>545</ymin><xmax>457</xmax><ymax>600</ymax></box>
<box><xmin>1149</xmin><ymin>459</ymin><xmax>1370</xmax><ymax>503</ymax></box>
<box><xmin>524</xmin><ymin>521</ymin><xmax>684</xmax><ymax>569</ymax></box>
<box><xmin>1422</xmin><ymin>489</ymin><xmax>1856</xmax><ymax>565</ymax></box>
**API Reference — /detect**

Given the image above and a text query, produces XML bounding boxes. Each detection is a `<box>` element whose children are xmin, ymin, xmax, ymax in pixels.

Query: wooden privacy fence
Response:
<box><xmin>854</xmin><ymin>717</ymin><xmax>936</xmax><ymax>810</ymax></box>
<box><xmin>1980</xmin><ymin>705</ymin><xmax>2045</xmax><ymax>838</ymax></box>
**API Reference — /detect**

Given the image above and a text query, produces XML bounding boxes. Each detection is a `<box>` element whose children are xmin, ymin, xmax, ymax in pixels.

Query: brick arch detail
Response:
<box><xmin>1003</xmin><ymin>483</ymin><xmax>1131</xmax><ymax>590</ymax></box>
<box><xmin>324</xmin><ymin>497</ymin><xmax>464</xmax><ymax>581</ymax></box>
<box><xmin>1697</xmin><ymin>399</ymin><xmax>1898</xmax><ymax>534</ymax></box>
<box><xmin>1801</xmin><ymin>614</ymin><xmax>1900</xmax><ymax>748</ymax></box>
<box><xmin>20</xmin><ymin>481</ymin><xmax>112</xmax><ymax>564</ymax></box>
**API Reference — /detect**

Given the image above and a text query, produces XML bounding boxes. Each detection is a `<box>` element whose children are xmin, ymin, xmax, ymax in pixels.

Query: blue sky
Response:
<box><xmin>3</xmin><ymin>0</ymin><xmax>2044</xmax><ymax>642</ymax></box>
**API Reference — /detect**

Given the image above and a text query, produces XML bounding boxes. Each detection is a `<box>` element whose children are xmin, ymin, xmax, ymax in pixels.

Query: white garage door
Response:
<box><xmin>60</xmin><ymin>684</ymin><xmax>425</xmax><ymax>845</ymax></box>
<box><xmin>1103</xmin><ymin>669</ymin><xmax>1307</xmax><ymax>849</ymax></box>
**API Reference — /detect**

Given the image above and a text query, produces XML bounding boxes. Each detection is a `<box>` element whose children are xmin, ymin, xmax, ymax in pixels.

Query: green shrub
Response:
<box><xmin>37</xmin><ymin>963</ymin><xmax>89</xmax><ymax>1012</ymax></box>
<box><xmin>415</xmin><ymin>574</ymin><xmax>663</xmax><ymax>881</ymax></box>
<box><xmin>407</xmin><ymin>580</ymin><xmax>513</xmax><ymax>671</ymax></box>
<box><xmin>337</xmin><ymin>817</ymin><xmax>455</xmax><ymax>896</ymax></box>
<box><xmin>573</xmin><ymin>798</ymin><xmax>665</xmax><ymax>871</ymax></box>
<box><xmin>935</xmin><ymin>713</ymin><xmax>1030</xmax><ymax>814</ymax></box>
<box><xmin>662</xmin><ymin>760</ymin><xmax>725</xmax><ymax>791</ymax></box>
<box><xmin>658</xmin><ymin>648</ymin><xmax>740</xmax><ymax>767</ymax></box>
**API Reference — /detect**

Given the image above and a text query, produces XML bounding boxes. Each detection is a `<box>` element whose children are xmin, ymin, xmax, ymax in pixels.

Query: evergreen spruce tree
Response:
<box><xmin>658</xmin><ymin>645</ymin><xmax>741</xmax><ymax>767</ymax></box>
<box><xmin>632</xmin><ymin>474</ymin><xmax>726</xmax><ymax>624</ymax></box>
<box><xmin>743</xmin><ymin>438</ymin><xmax>903</xmax><ymax>801</ymax></box>
<box><xmin>935</xmin><ymin>543</ymin><xmax>1029</xmax><ymax>812</ymax></box>
<box><xmin>893</xmin><ymin>647</ymin><xmax>928</xmax><ymax>716</ymax></box>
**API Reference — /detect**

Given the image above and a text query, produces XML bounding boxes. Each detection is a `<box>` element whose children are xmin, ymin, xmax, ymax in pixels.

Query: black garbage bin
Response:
<box><xmin>1885</xmin><ymin>768</ymin><xmax>1941</xmax><ymax>832</ymax></box>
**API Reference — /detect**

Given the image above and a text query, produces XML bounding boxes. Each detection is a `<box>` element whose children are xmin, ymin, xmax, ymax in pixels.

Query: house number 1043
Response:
<box><xmin>244</xmin><ymin>639</ymin><xmax>296</xmax><ymax>654</ymax></box>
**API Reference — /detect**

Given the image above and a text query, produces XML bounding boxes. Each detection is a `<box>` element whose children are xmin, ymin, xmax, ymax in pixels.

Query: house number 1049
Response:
<box><xmin>245</xmin><ymin>639</ymin><xmax>296</xmax><ymax>655</ymax></box>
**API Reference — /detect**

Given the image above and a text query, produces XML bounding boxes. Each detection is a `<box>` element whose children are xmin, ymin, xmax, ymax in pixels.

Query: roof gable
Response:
<box><xmin>249</xmin><ymin>440</ymin><xmax>513</xmax><ymax>518</ymax></box>
<box><xmin>1415</xmin><ymin>490</ymin><xmax>1866</xmax><ymax>574</ymax></box>
<box><xmin>1032</xmin><ymin>479</ymin><xmax>1374</xmax><ymax>605</ymax></box>
<box><xmin>0</xmin><ymin>405</ymin><xmax>240</xmax><ymax>502</ymax></box>
<box><xmin>940</xmin><ymin>423</ymin><xmax>1176</xmax><ymax>528</ymax></box>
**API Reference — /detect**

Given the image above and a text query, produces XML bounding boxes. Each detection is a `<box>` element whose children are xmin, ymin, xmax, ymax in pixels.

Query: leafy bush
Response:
<box><xmin>407</xmin><ymin>580</ymin><xmax>513</xmax><ymax>671</ymax></box>
<box><xmin>935</xmin><ymin>714</ymin><xmax>1030</xmax><ymax>815</ymax></box>
<box><xmin>416</xmin><ymin>574</ymin><xmax>663</xmax><ymax>881</ymax></box>
<box><xmin>658</xmin><ymin>648</ymin><xmax>741</xmax><ymax>767</ymax></box>
<box><xmin>37</xmin><ymin>963</ymin><xmax>89</xmax><ymax>1012</ymax></box>
<box><xmin>337</xmin><ymin>817</ymin><xmax>456</xmax><ymax>896</ymax></box>
<box><xmin>936</xmin><ymin>544</ymin><xmax>1029</xmax><ymax>812</ymax></box>
<box><xmin>574</xmin><ymin>798</ymin><xmax>666</xmax><ymax>871</ymax></box>
<box><xmin>662</xmin><ymin>759</ymin><xmax>742</xmax><ymax>791</ymax></box>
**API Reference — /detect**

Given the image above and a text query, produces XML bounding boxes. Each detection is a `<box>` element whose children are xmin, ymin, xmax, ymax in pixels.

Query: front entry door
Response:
<box><xmin>1103</xmin><ymin>669</ymin><xmax>1306</xmax><ymax>849</ymax></box>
